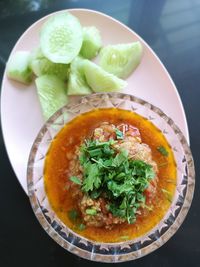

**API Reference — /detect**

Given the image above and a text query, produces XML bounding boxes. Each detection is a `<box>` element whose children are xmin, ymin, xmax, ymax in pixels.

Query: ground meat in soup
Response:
<box><xmin>45</xmin><ymin>108</ymin><xmax>177</xmax><ymax>243</ymax></box>
<box><xmin>68</xmin><ymin>122</ymin><xmax>158</xmax><ymax>228</ymax></box>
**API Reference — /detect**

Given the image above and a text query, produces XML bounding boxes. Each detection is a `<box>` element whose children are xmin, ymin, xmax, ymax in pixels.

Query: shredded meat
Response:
<box><xmin>78</xmin><ymin>195</ymin><xmax>125</xmax><ymax>228</ymax></box>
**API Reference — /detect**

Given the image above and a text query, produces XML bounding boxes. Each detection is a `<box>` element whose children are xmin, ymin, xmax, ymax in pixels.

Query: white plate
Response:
<box><xmin>1</xmin><ymin>9</ymin><xmax>189</xmax><ymax>194</ymax></box>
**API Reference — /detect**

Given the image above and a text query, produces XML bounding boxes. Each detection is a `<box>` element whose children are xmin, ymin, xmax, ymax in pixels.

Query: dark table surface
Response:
<box><xmin>0</xmin><ymin>0</ymin><xmax>199</xmax><ymax>266</ymax></box>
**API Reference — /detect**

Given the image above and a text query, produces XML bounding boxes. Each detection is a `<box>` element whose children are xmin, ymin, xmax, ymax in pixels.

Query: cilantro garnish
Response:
<box><xmin>68</xmin><ymin>209</ymin><xmax>78</xmax><ymax>221</ymax></box>
<box><xmin>115</xmin><ymin>128</ymin><xmax>124</xmax><ymax>139</ymax></box>
<box><xmin>86</xmin><ymin>208</ymin><xmax>97</xmax><ymax>215</ymax></box>
<box><xmin>68</xmin><ymin>209</ymin><xmax>86</xmax><ymax>231</ymax></box>
<box><xmin>70</xmin><ymin>176</ymin><xmax>82</xmax><ymax>185</ymax></box>
<box><xmin>70</xmin><ymin>139</ymin><xmax>155</xmax><ymax>224</ymax></box>
<box><xmin>78</xmin><ymin>223</ymin><xmax>86</xmax><ymax>231</ymax></box>
<box><xmin>157</xmin><ymin>146</ymin><xmax>169</xmax><ymax>156</ymax></box>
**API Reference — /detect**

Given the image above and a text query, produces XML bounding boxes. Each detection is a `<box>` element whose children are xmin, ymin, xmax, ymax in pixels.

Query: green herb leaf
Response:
<box><xmin>86</xmin><ymin>208</ymin><xmax>97</xmax><ymax>215</ymax></box>
<box><xmin>70</xmin><ymin>176</ymin><xmax>82</xmax><ymax>185</ymax></box>
<box><xmin>88</xmin><ymin>148</ymin><xmax>103</xmax><ymax>157</ymax></box>
<box><xmin>157</xmin><ymin>146</ymin><xmax>169</xmax><ymax>156</ymax></box>
<box><xmin>107</xmin><ymin>180</ymin><xmax>133</xmax><ymax>197</ymax></box>
<box><xmin>112</xmin><ymin>149</ymin><xmax>129</xmax><ymax>167</ymax></box>
<box><xmin>90</xmin><ymin>189</ymin><xmax>102</xmax><ymax>199</ymax></box>
<box><xmin>77</xmin><ymin>223</ymin><xmax>86</xmax><ymax>231</ymax></box>
<box><xmin>82</xmin><ymin>163</ymin><xmax>101</xmax><ymax>192</ymax></box>
<box><xmin>115</xmin><ymin>128</ymin><xmax>124</xmax><ymax>139</ymax></box>
<box><xmin>68</xmin><ymin>209</ymin><xmax>78</xmax><ymax>221</ymax></box>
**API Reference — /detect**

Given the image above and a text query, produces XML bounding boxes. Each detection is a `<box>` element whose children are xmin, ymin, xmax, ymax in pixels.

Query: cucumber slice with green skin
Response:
<box><xmin>80</xmin><ymin>26</ymin><xmax>102</xmax><ymax>59</ymax></box>
<box><xmin>6</xmin><ymin>51</ymin><xmax>33</xmax><ymax>84</ymax></box>
<box><xmin>70</xmin><ymin>56</ymin><xmax>85</xmax><ymax>74</ymax></box>
<box><xmin>83</xmin><ymin>60</ymin><xmax>127</xmax><ymax>92</ymax></box>
<box><xmin>35</xmin><ymin>75</ymin><xmax>68</xmax><ymax>120</ymax></box>
<box><xmin>67</xmin><ymin>57</ymin><xmax>92</xmax><ymax>95</ymax></box>
<box><xmin>29</xmin><ymin>47</ymin><xmax>44</xmax><ymax>61</ymax></box>
<box><xmin>40</xmin><ymin>12</ymin><xmax>83</xmax><ymax>64</ymax></box>
<box><xmin>99</xmin><ymin>42</ymin><xmax>143</xmax><ymax>78</ymax></box>
<box><xmin>30</xmin><ymin>48</ymin><xmax>69</xmax><ymax>80</ymax></box>
<box><xmin>68</xmin><ymin>73</ymin><xmax>92</xmax><ymax>95</ymax></box>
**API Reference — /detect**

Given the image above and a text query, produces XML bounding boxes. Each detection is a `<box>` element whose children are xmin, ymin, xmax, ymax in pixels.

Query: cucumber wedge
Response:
<box><xmin>67</xmin><ymin>57</ymin><xmax>92</xmax><ymax>95</ymax></box>
<box><xmin>83</xmin><ymin>60</ymin><xmax>127</xmax><ymax>92</ymax></box>
<box><xmin>40</xmin><ymin>12</ymin><xmax>83</xmax><ymax>64</ymax></box>
<box><xmin>68</xmin><ymin>73</ymin><xmax>92</xmax><ymax>95</ymax></box>
<box><xmin>30</xmin><ymin>48</ymin><xmax>69</xmax><ymax>80</ymax></box>
<box><xmin>35</xmin><ymin>75</ymin><xmax>68</xmax><ymax>120</ymax></box>
<box><xmin>80</xmin><ymin>26</ymin><xmax>102</xmax><ymax>59</ymax></box>
<box><xmin>99</xmin><ymin>42</ymin><xmax>143</xmax><ymax>78</ymax></box>
<box><xmin>6</xmin><ymin>51</ymin><xmax>33</xmax><ymax>84</ymax></box>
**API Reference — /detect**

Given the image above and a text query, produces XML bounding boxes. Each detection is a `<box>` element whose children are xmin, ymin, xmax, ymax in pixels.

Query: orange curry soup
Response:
<box><xmin>44</xmin><ymin>108</ymin><xmax>176</xmax><ymax>243</ymax></box>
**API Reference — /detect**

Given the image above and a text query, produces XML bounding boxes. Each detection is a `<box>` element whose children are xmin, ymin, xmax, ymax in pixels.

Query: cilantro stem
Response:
<box><xmin>157</xmin><ymin>146</ymin><xmax>169</xmax><ymax>156</ymax></box>
<box><xmin>86</xmin><ymin>208</ymin><xmax>97</xmax><ymax>215</ymax></box>
<box><xmin>91</xmin><ymin>158</ymin><xmax>109</xmax><ymax>168</ymax></box>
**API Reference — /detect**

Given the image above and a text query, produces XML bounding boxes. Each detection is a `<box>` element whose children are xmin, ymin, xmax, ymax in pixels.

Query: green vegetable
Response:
<box><xmin>86</xmin><ymin>208</ymin><xmax>97</xmax><ymax>215</ymax></box>
<box><xmin>68</xmin><ymin>209</ymin><xmax>78</xmax><ymax>221</ymax></box>
<box><xmin>90</xmin><ymin>189</ymin><xmax>102</xmax><ymax>199</ymax></box>
<box><xmin>157</xmin><ymin>146</ymin><xmax>169</xmax><ymax>156</ymax></box>
<box><xmin>67</xmin><ymin>57</ymin><xmax>92</xmax><ymax>95</ymax></box>
<box><xmin>40</xmin><ymin>12</ymin><xmax>83</xmax><ymax>63</ymax></box>
<box><xmin>70</xmin><ymin>176</ymin><xmax>82</xmax><ymax>185</ymax></box>
<box><xmin>6</xmin><ymin>51</ymin><xmax>33</xmax><ymax>84</ymax></box>
<box><xmin>30</xmin><ymin>48</ymin><xmax>69</xmax><ymax>80</ymax></box>
<box><xmin>99</xmin><ymin>42</ymin><xmax>143</xmax><ymax>78</ymax></box>
<box><xmin>112</xmin><ymin>149</ymin><xmax>129</xmax><ymax>167</ymax></box>
<box><xmin>81</xmin><ymin>163</ymin><xmax>101</xmax><ymax>192</ymax></box>
<box><xmin>80</xmin><ymin>26</ymin><xmax>102</xmax><ymax>59</ymax></box>
<box><xmin>77</xmin><ymin>223</ymin><xmax>86</xmax><ymax>231</ymax></box>
<box><xmin>115</xmin><ymin>128</ymin><xmax>124</xmax><ymax>139</ymax></box>
<box><xmin>35</xmin><ymin>74</ymin><xmax>68</xmax><ymax>120</ymax></box>
<box><xmin>70</xmin><ymin>138</ymin><xmax>155</xmax><ymax>224</ymax></box>
<box><xmin>69</xmin><ymin>210</ymin><xmax>86</xmax><ymax>231</ymax></box>
<box><xmin>83</xmin><ymin>59</ymin><xmax>127</xmax><ymax>92</ymax></box>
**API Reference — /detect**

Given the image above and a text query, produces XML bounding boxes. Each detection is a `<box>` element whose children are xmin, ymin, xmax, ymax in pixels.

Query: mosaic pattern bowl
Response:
<box><xmin>27</xmin><ymin>93</ymin><xmax>195</xmax><ymax>262</ymax></box>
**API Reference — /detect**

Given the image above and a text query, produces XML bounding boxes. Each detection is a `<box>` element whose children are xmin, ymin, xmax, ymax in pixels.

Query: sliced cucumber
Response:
<box><xmin>80</xmin><ymin>26</ymin><xmax>102</xmax><ymax>59</ymax></box>
<box><xmin>68</xmin><ymin>73</ymin><xmax>92</xmax><ymax>95</ymax></box>
<box><xmin>35</xmin><ymin>75</ymin><xmax>68</xmax><ymax>120</ymax></box>
<box><xmin>83</xmin><ymin>60</ymin><xmax>127</xmax><ymax>92</ymax></box>
<box><xmin>30</xmin><ymin>47</ymin><xmax>44</xmax><ymax>61</ymax></box>
<box><xmin>6</xmin><ymin>51</ymin><xmax>33</xmax><ymax>84</ymax></box>
<box><xmin>67</xmin><ymin>57</ymin><xmax>92</xmax><ymax>95</ymax></box>
<box><xmin>70</xmin><ymin>56</ymin><xmax>85</xmax><ymax>74</ymax></box>
<box><xmin>30</xmin><ymin>48</ymin><xmax>69</xmax><ymax>80</ymax></box>
<box><xmin>40</xmin><ymin>12</ymin><xmax>83</xmax><ymax>64</ymax></box>
<box><xmin>99</xmin><ymin>42</ymin><xmax>143</xmax><ymax>78</ymax></box>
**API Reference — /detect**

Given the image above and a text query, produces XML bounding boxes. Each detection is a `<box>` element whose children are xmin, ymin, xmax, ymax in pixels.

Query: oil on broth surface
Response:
<box><xmin>44</xmin><ymin>108</ymin><xmax>176</xmax><ymax>243</ymax></box>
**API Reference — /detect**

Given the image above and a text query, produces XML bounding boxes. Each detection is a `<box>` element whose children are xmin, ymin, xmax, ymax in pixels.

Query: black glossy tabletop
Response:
<box><xmin>0</xmin><ymin>0</ymin><xmax>199</xmax><ymax>266</ymax></box>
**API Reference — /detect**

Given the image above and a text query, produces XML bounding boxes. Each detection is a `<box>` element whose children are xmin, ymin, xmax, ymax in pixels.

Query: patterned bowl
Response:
<box><xmin>27</xmin><ymin>93</ymin><xmax>195</xmax><ymax>262</ymax></box>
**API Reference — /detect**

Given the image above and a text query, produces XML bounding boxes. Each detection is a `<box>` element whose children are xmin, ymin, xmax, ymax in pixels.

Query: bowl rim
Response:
<box><xmin>27</xmin><ymin>92</ymin><xmax>195</xmax><ymax>262</ymax></box>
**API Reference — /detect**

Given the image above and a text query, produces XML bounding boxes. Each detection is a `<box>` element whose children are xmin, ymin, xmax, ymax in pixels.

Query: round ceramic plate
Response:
<box><xmin>1</xmin><ymin>9</ymin><xmax>189</xmax><ymax>194</ymax></box>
